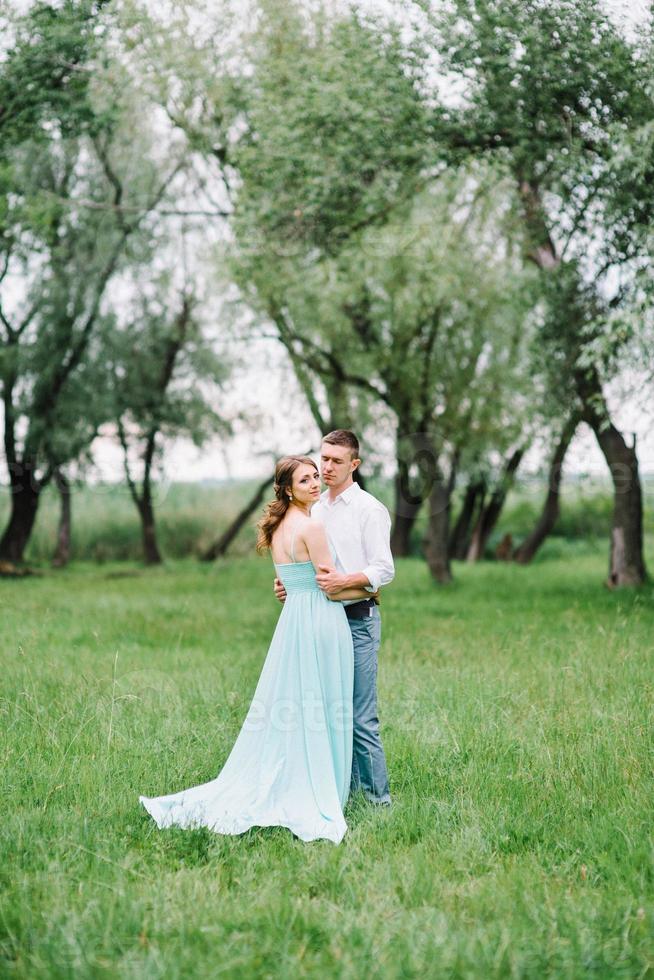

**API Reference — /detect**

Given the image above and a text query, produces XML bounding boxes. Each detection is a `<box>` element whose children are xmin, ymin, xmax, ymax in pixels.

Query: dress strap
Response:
<box><xmin>289</xmin><ymin>525</ymin><xmax>298</xmax><ymax>563</ymax></box>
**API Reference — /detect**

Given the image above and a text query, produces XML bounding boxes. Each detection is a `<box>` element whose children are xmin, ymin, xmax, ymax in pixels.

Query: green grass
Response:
<box><xmin>1</xmin><ymin>546</ymin><xmax>654</xmax><ymax>978</ymax></box>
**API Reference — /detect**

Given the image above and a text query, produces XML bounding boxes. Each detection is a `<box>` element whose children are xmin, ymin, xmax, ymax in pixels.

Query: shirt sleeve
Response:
<box><xmin>361</xmin><ymin>504</ymin><xmax>395</xmax><ymax>592</ymax></box>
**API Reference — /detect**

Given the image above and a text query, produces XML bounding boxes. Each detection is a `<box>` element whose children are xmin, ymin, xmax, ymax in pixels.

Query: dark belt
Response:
<box><xmin>345</xmin><ymin>598</ymin><xmax>377</xmax><ymax>620</ymax></box>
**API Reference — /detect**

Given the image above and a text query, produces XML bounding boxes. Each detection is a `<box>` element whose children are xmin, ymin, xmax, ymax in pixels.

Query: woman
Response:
<box><xmin>139</xmin><ymin>456</ymin><xmax>371</xmax><ymax>844</ymax></box>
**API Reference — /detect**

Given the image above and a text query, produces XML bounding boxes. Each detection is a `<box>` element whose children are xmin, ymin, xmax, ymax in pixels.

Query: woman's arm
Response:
<box><xmin>303</xmin><ymin>523</ymin><xmax>378</xmax><ymax>603</ymax></box>
<box><xmin>303</xmin><ymin>520</ymin><xmax>337</xmax><ymax>574</ymax></box>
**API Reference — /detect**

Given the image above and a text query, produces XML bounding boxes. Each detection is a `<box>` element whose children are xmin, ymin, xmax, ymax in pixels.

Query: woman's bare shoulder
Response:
<box><xmin>302</xmin><ymin>518</ymin><xmax>328</xmax><ymax>541</ymax></box>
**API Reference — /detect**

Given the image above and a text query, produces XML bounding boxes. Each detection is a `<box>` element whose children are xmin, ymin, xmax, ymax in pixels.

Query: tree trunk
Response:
<box><xmin>201</xmin><ymin>475</ymin><xmax>273</xmax><ymax>561</ymax></box>
<box><xmin>390</xmin><ymin>460</ymin><xmax>424</xmax><ymax>557</ymax></box>
<box><xmin>391</xmin><ymin>428</ymin><xmax>439</xmax><ymax>557</ymax></box>
<box><xmin>588</xmin><ymin>420</ymin><xmax>645</xmax><ymax>587</ymax></box>
<box><xmin>0</xmin><ymin>463</ymin><xmax>41</xmax><ymax>563</ymax></box>
<box><xmin>575</xmin><ymin>367</ymin><xmax>646</xmax><ymax>586</ymax></box>
<box><xmin>517</xmin><ymin>179</ymin><xmax>646</xmax><ymax>586</ymax></box>
<box><xmin>138</xmin><ymin>488</ymin><xmax>162</xmax><ymax>565</ymax></box>
<box><xmin>423</xmin><ymin>448</ymin><xmax>457</xmax><ymax>584</ymax></box>
<box><xmin>423</xmin><ymin>477</ymin><xmax>454</xmax><ymax>583</ymax></box>
<box><xmin>51</xmin><ymin>468</ymin><xmax>72</xmax><ymax>567</ymax></box>
<box><xmin>390</xmin><ymin>507</ymin><xmax>418</xmax><ymax>558</ymax></box>
<box><xmin>449</xmin><ymin>478</ymin><xmax>485</xmax><ymax>560</ymax></box>
<box><xmin>513</xmin><ymin>415</ymin><xmax>578</xmax><ymax>564</ymax></box>
<box><xmin>600</xmin><ymin>430</ymin><xmax>645</xmax><ymax>587</ymax></box>
<box><xmin>466</xmin><ymin>447</ymin><xmax>525</xmax><ymax>561</ymax></box>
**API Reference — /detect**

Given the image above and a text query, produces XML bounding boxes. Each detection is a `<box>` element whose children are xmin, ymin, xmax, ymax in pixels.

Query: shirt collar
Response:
<box><xmin>321</xmin><ymin>481</ymin><xmax>360</xmax><ymax>507</ymax></box>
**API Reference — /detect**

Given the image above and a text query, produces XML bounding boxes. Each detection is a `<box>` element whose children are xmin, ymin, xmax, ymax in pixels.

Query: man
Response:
<box><xmin>274</xmin><ymin>429</ymin><xmax>395</xmax><ymax>806</ymax></box>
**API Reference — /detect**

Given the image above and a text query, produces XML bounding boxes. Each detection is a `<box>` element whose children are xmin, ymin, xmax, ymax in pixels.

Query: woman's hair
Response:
<box><xmin>255</xmin><ymin>455</ymin><xmax>318</xmax><ymax>554</ymax></box>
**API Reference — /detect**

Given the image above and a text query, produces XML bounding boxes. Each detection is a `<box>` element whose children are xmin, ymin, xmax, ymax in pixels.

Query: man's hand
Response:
<box><xmin>273</xmin><ymin>577</ymin><xmax>287</xmax><ymax>603</ymax></box>
<box><xmin>315</xmin><ymin>564</ymin><xmax>349</xmax><ymax>595</ymax></box>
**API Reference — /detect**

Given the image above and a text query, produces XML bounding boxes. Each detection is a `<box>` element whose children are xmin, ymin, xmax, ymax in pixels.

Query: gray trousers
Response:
<box><xmin>348</xmin><ymin>607</ymin><xmax>391</xmax><ymax>804</ymax></box>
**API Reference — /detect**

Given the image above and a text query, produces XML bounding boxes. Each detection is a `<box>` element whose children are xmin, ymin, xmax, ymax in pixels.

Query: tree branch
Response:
<box><xmin>117</xmin><ymin>415</ymin><xmax>140</xmax><ymax>506</ymax></box>
<box><xmin>517</xmin><ymin>179</ymin><xmax>560</xmax><ymax>269</ymax></box>
<box><xmin>272</xmin><ymin>305</ymin><xmax>386</xmax><ymax>403</ymax></box>
<box><xmin>39</xmin><ymin>188</ymin><xmax>229</xmax><ymax>218</ymax></box>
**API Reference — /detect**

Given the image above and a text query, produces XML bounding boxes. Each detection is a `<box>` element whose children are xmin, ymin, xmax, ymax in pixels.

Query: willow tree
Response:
<box><xmin>217</xmin><ymin>3</ymin><xmax>543</xmax><ymax>579</ymax></box>
<box><xmin>419</xmin><ymin>0</ymin><xmax>652</xmax><ymax>585</ymax></box>
<box><xmin>0</xmin><ymin>1</ymin><xmax>185</xmax><ymax>562</ymax></box>
<box><xmin>231</xmin><ymin>172</ymin><xmax>536</xmax><ymax>582</ymax></box>
<box><xmin>231</xmin><ymin>1</ymin><xmax>433</xmax><ymax>254</ymax></box>
<box><xmin>230</xmin><ymin>0</ymin><xmax>651</xmax><ymax>586</ymax></box>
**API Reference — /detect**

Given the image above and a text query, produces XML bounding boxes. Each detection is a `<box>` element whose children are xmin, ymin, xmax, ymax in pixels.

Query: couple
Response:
<box><xmin>140</xmin><ymin>429</ymin><xmax>394</xmax><ymax>844</ymax></box>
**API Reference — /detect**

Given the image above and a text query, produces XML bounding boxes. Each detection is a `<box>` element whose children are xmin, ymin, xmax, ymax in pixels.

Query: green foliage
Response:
<box><xmin>0</xmin><ymin>0</ymin><xmax>113</xmax><ymax>149</ymax></box>
<box><xmin>0</xmin><ymin>127</ymin><xmax>164</xmax><ymax>474</ymax></box>
<box><xmin>337</xmin><ymin>175</ymin><xmax>536</xmax><ymax>458</ymax></box>
<box><xmin>1</xmin><ymin>550</ymin><xmax>654</xmax><ymax>975</ymax></box>
<box><xmin>112</xmin><ymin>0</ymin><xmax>246</xmax><ymax>162</ymax></box>
<box><xmin>499</xmin><ymin>484</ymin><xmax>615</xmax><ymax>546</ymax></box>
<box><xmin>418</xmin><ymin>0</ymin><xmax>654</xmax><ymax>454</ymax></box>
<box><xmin>231</xmin><ymin>152</ymin><xmax>540</xmax><ymax>507</ymax></box>
<box><xmin>403</xmin><ymin>482</ymin><xmax>646</xmax><ymax>560</ymax></box>
<box><xmin>0</xmin><ymin>1</ymin><xmax>196</xmax><ymax>501</ymax></box>
<box><xmin>425</xmin><ymin>0</ymin><xmax>654</xmax><ymax>290</ymax></box>
<box><xmin>604</xmin><ymin>122</ymin><xmax>654</xmax><ymax>267</ymax></box>
<box><xmin>103</xmin><ymin>284</ymin><xmax>231</xmax><ymax>461</ymax></box>
<box><xmin>234</xmin><ymin>2</ymin><xmax>432</xmax><ymax>254</ymax></box>
<box><xmin>432</xmin><ymin>0</ymin><xmax>650</xmax><ymax>184</ymax></box>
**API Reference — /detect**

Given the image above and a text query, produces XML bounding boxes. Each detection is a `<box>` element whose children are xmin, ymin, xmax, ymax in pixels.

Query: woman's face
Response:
<box><xmin>290</xmin><ymin>463</ymin><xmax>321</xmax><ymax>507</ymax></box>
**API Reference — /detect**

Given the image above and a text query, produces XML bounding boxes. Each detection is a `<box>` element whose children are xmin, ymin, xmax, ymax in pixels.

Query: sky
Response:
<box><xmin>1</xmin><ymin>0</ymin><xmax>652</xmax><ymax>489</ymax></box>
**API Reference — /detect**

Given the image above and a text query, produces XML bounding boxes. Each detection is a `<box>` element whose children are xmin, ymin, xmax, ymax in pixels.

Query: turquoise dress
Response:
<box><xmin>139</xmin><ymin>538</ymin><xmax>354</xmax><ymax>844</ymax></box>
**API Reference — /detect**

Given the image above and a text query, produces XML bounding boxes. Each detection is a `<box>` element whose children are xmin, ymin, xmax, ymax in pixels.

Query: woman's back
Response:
<box><xmin>270</xmin><ymin>515</ymin><xmax>313</xmax><ymax>566</ymax></box>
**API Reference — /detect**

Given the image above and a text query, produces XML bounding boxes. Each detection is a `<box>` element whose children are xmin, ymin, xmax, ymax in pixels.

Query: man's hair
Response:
<box><xmin>321</xmin><ymin>429</ymin><xmax>360</xmax><ymax>459</ymax></box>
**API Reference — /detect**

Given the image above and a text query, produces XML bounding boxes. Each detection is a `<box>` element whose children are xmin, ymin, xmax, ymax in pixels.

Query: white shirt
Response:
<box><xmin>311</xmin><ymin>481</ymin><xmax>395</xmax><ymax>600</ymax></box>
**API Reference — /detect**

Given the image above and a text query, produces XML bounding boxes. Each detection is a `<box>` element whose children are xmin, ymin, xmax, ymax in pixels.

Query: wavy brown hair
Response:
<box><xmin>256</xmin><ymin>455</ymin><xmax>318</xmax><ymax>554</ymax></box>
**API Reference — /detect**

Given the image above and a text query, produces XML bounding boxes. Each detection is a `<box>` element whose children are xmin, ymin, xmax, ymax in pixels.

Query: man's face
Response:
<box><xmin>320</xmin><ymin>441</ymin><xmax>359</xmax><ymax>489</ymax></box>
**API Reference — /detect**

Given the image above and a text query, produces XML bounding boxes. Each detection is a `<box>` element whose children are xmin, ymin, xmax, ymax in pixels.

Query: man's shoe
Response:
<box><xmin>365</xmin><ymin>793</ymin><xmax>392</xmax><ymax>808</ymax></box>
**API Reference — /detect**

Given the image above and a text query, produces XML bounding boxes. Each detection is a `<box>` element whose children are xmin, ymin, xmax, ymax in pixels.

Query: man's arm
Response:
<box><xmin>315</xmin><ymin>567</ymin><xmax>372</xmax><ymax>593</ymax></box>
<box><xmin>315</xmin><ymin>506</ymin><xmax>394</xmax><ymax>595</ymax></box>
<box><xmin>360</xmin><ymin>505</ymin><xmax>395</xmax><ymax>592</ymax></box>
<box><xmin>276</xmin><ymin>574</ymin><xmax>371</xmax><ymax>602</ymax></box>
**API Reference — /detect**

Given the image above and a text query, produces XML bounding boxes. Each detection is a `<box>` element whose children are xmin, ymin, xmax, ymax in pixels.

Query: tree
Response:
<box><xmin>231</xmin><ymin>171</ymin><xmax>536</xmax><ymax>582</ymax></box>
<box><xmin>51</xmin><ymin>467</ymin><xmax>73</xmax><ymax>567</ymax></box>
<box><xmin>232</xmin><ymin>0</ymin><xmax>433</xmax><ymax>258</ymax></box>
<box><xmin>104</xmin><ymin>281</ymin><xmax>231</xmax><ymax>564</ymax></box>
<box><xmin>0</xmin><ymin>2</ymin><xmax>185</xmax><ymax>562</ymax></box>
<box><xmin>465</xmin><ymin>446</ymin><xmax>527</xmax><ymax>561</ymax></box>
<box><xmin>421</xmin><ymin>0</ymin><xmax>653</xmax><ymax>585</ymax></box>
<box><xmin>224</xmin><ymin>3</ymin><xmax>549</xmax><ymax>580</ymax></box>
<box><xmin>512</xmin><ymin>411</ymin><xmax>580</xmax><ymax>564</ymax></box>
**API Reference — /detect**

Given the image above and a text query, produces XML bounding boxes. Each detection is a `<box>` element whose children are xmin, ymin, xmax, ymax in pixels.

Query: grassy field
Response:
<box><xmin>1</xmin><ymin>544</ymin><xmax>654</xmax><ymax>978</ymax></box>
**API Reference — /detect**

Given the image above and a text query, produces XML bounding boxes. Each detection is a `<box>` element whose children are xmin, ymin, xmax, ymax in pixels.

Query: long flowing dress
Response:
<box><xmin>139</xmin><ymin>545</ymin><xmax>354</xmax><ymax>844</ymax></box>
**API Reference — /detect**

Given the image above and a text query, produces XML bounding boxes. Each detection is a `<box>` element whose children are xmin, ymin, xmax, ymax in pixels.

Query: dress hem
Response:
<box><xmin>139</xmin><ymin>795</ymin><xmax>347</xmax><ymax>845</ymax></box>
